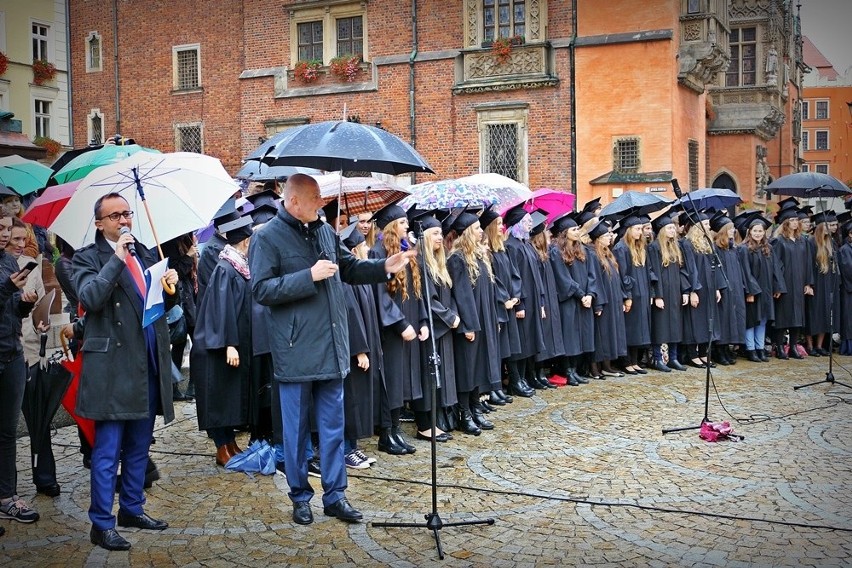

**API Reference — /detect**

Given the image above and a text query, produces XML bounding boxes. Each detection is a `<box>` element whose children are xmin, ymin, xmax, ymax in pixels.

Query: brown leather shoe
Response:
<box><xmin>226</xmin><ymin>441</ymin><xmax>243</xmax><ymax>455</ymax></box>
<box><xmin>216</xmin><ymin>444</ymin><xmax>234</xmax><ymax>467</ymax></box>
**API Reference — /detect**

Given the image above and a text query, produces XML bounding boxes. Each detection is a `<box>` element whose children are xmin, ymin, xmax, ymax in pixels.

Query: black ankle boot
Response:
<box><xmin>495</xmin><ymin>389</ymin><xmax>513</xmax><ymax>403</ymax></box>
<box><xmin>758</xmin><ymin>349</ymin><xmax>769</xmax><ymax>362</ymax></box>
<box><xmin>391</xmin><ymin>426</ymin><xmax>415</xmax><ymax>454</ymax></box>
<box><xmin>470</xmin><ymin>403</ymin><xmax>494</xmax><ymax>430</ymax></box>
<box><xmin>651</xmin><ymin>358</ymin><xmax>671</xmax><ymax>372</ymax></box>
<box><xmin>508</xmin><ymin>377</ymin><xmax>534</xmax><ymax>397</ymax></box>
<box><xmin>378</xmin><ymin>428</ymin><xmax>408</xmax><ymax>455</ymax></box>
<box><xmin>788</xmin><ymin>343</ymin><xmax>804</xmax><ymax>359</ymax></box>
<box><xmin>746</xmin><ymin>350</ymin><xmax>760</xmax><ymax>362</ymax></box>
<box><xmin>774</xmin><ymin>344</ymin><xmax>789</xmax><ymax>359</ymax></box>
<box><xmin>457</xmin><ymin>407</ymin><xmax>481</xmax><ymax>436</ymax></box>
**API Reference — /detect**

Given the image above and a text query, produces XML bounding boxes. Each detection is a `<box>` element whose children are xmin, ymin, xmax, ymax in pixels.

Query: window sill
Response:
<box><xmin>278</xmin><ymin>62</ymin><xmax>376</xmax><ymax>98</ymax></box>
<box><xmin>170</xmin><ymin>87</ymin><xmax>204</xmax><ymax>95</ymax></box>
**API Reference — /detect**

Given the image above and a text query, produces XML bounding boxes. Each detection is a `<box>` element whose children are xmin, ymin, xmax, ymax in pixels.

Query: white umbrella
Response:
<box><xmin>50</xmin><ymin>152</ymin><xmax>239</xmax><ymax>252</ymax></box>
<box><xmin>455</xmin><ymin>173</ymin><xmax>532</xmax><ymax>200</ymax></box>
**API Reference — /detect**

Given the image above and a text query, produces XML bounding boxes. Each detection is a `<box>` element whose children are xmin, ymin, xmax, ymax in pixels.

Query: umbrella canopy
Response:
<box><xmin>50</xmin><ymin>152</ymin><xmax>239</xmax><ymax>250</ymax></box>
<box><xmin>50</xmin><ymin>144</ymin><xmax>104</xmax><ymax>173</ymax></box>
<box><xmin>399</xmin><ymin>179</ymin><xmax>504</xmax><ymax>210</ymax></box>
<box><xmin>21</xmin><ymin>180</ymin><xmax>81</xmax><ymax>227</ymax></box>
<box><xmin>50</xmin><ymin>143</ymin><xmax>161</xmax><ymax>185</ymax></box>
<box><xmin>246</xmin><ymin>120</ymin><xmax>434</xmax><ymax>175</ymax></box>
<box><xmin>22</xmin><ymin>354</ymin><xmax>73</xmax><ymax>466</ymax></box>
<box><xmin>235</xmin><ymin>162</ymin><xmax>321</xmax><ymax>181</ymax></box>
<box><xmin>673</xmin><ymin>187</ymin><xmax>742</xmax><ymax>212</ymax></box>
<box><xmin>0</xmin><ymin>155</ymin><xmax>53</xmax><ymax>196</ymax></box>
<box><xmin>314</xmin><ymin>173</ymin><xmax>410</xmax><ymax>216</ymax></box>
<box><xmin>599</xmin><ymin>190</ymin><xmax>672</xmax><ymax>218</ymax></box>
<box><xmin>766</xmin><ymin>171</ymin><xmax>852</xmax><ymax>198</ymax></box>
<box><xmin>521</xmin><ymin>188</ymin><xmax>576</xmax><ymax>223</ymax></box>
<box><xmin>455</xmin><ymin>173</ymin><xmax>532</xmax><ymax>204</ymax></box>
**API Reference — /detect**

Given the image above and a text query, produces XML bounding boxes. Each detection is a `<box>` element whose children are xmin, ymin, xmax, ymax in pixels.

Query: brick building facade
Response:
<box><xmin>68</xmin><ymin>0</ymin><xmax>803</xmax><ymax>209</ymax></box>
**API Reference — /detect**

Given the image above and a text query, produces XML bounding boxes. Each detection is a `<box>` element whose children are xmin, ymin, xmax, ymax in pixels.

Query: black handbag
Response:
<box><xmin>166</xmin><ymin>304</ymin><xmax>188</xmax><ymax>344</ymax></box>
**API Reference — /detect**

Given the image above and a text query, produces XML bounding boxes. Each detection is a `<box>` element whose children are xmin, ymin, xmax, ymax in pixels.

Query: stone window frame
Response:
<box><xmin>288</xmin><ymin>2</ymin><xmax>369</xmax><ymax>66</ymax></box>
<box><xmin>172</xmin><ymin>43</ymin><xmax>201</xmax><ymax>92</ymax></box>
<box><xmin>801</xmin><ymin>163</ymin><xmax>809</xmax><ymax>173</ymax></box>
<box><xmin>481</xmin><ymin>0</ymin><xmax>527</xmax><ymax>44</ymax></box>
<box><xmin>814</xmin><ymin>129</ymin><xmax>829</xmax><ymax>151</ymax></box>
<box><xmin>613</xmin><ymin>136</ymin><xmax>641</xmax><ymax>173</ymax></box>
<box><xmin>32</xmin><ymin>21</ymin><xmax>51</xmax><ymax>62</ymax></box>
<box><xmin>86</xmin><ymin>32</ymin><xmax>102</xmax><ymax>72</ymax></box>
<box><xmin>725</xmin><ymin>26</ymin><xmax>757</xmax><ymax>87</ymax></box>
<box><xmin>801</xmin><ymin>129</ymin><xmax>809</xmax><ymax>151</ymax></box>
<box><xmin>814</xmin><ymin>100</ymin><xmax>829</xmax><ymax>120</ymax></box>
<box><xmin>814</xmin><ymin>163</ymin><xmax>829</xmax><ymax>175</ymax></box>
<box><xmin>87</xmin><ymin>108</ymin><xmax>105</xmax><ymax>145</ymax></box>
<box><xmin>800</xmin><ymin>100</ymin><xmax>809</xmax><ymax>120</ymax></box>
<box><xmin>34</xmin><ymin>99</ymin><xmax>51</xmax><ymax>139</ymax></box>
<box><xmin>462</xmin><ymin>0</ymin><xmax>546</xmax><ymax>48</ymax></box>
<box><xmin>175</xmin><ymin>122</ymin><xmax>203</xmax><ymax>154</ymax></box>
<box><xmin>476</xmin><ymin>102</ymin><xmax>529</xmax><ymax>186</ymax></box>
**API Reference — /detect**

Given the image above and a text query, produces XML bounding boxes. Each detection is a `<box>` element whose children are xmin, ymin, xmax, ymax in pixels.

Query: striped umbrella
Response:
<box><xmin>314</xmin><ymin>173</ymin><xmax>410</xmax><ymax>216</ymax></box>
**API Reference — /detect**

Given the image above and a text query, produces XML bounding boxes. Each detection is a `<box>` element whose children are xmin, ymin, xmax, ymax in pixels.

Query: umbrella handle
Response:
<box><xmin>161</xmin><ymin>277</ymin><xmax>176</xmax><ymax>295</ymax></box>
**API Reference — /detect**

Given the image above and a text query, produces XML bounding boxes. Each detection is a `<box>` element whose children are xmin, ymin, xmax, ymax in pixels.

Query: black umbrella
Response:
<box><xmin>235</xmin><ymin>162</ymin><xmax>321</xmax><ymax>181</ymax></box>
<box><xmin>766</xmin><ymin>171</ymin><xmax>852</xmax><ymax>198</ymax></box>
<box><xmin>246</xmin><ymin>120</ymin><xmax>434</xmax><ymax>175</ymax></box>
<box><xmin>598</xmin><ymin>191</ymin><xmax>672</xmax><ymax>218</ymax></box>
<box><xmin>48</xmin><ymin>144</ymin><xmax>104</xmax><ymax>173</ymax></box>
<box><xmin>673</xmin><ymin>187</ymin><xmax>742</xmax><ymax>211</ymax></box>
<box><xmin>21</xmin><ymin>336</ymin><xmax>73</xmax><ymax>469</ymax></box>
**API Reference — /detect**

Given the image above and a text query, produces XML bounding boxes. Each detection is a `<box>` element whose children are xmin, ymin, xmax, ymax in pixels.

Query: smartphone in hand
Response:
<box><xmin>18</xmin><ymin>260</ymin><xmax>39</xmax><ymax>278</ymax></box>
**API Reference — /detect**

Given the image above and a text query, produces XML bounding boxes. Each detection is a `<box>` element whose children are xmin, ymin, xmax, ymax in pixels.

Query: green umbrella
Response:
<box><xmin>51</xmin><ymin>144</ymin><xmax>160</xmax><ymax>185</ymax></box>
<box><xmin>0</xmin><ymin>155</ymin><xmax>52</xmax><ymax>196</ymax></box>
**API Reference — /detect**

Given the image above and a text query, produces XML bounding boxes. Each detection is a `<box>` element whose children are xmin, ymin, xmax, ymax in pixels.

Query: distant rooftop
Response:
<box><xmin>802</xmin><ymin>36</ymin><xmax>838</xmax><ymax>81</ymax></box>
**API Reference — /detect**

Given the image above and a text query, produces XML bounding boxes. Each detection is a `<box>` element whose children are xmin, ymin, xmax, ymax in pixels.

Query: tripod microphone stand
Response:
<box><xmin>662</xmin><ymin>179</ymin><xmax>730</xmax><ymax>435</ymax></box>
<box><xmin>794</xmin><ymin>192</ymin><xmax>852</xmax><ymax>391</ymax></box>
<box><xmin>372</xmin><ymin>219</ymin><xmax>494</xmax><ymax>559</ymax></box>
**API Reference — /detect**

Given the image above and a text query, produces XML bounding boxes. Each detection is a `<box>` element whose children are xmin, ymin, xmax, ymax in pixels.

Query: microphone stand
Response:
<box><xmin>662</xmin><ymin>180</ymin><xmax>730</xmax><ymax>435</ymax></box>
<box><xmin>794</xmin><ymin>187</ymin><xmax>852</xmax><ymax>390</ymax></box>
<box><xmin>372</xmin><ymin>219</ymin><xmax>494</xmax><ymax>559</ymax></box>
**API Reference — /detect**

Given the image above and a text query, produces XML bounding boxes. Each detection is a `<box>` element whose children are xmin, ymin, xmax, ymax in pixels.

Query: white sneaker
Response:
<box><xmin>354</xmin><ymin>449</ymin><xmax>376</xmax><ymax>465</ymax></box>
<box><xmin>344</xmin><ymin>451</ymin><xmax>370</xmax><ymax>469</ymax></box>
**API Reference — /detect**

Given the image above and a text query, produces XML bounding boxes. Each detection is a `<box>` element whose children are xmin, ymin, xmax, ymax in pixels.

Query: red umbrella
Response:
<box><xmin>21</xmin><ymin>180</ymin><xmax>81</xmax><ymax>227</ymax></box>
<box><xmin>59</xmin><ymin>334</ymin><xmax>94</xmax><ymax>446</ymax></box>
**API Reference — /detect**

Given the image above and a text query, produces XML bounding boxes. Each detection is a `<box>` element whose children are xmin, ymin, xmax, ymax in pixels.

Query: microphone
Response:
<box><xmin>119</xmin><ymin>226</ymin><xmax>137</xmax><ymax>257</ymax></box>
<box><xmin>671</xmin><ymin>178</ymin><xmax>683</xmax><ymax>199</ymax></box>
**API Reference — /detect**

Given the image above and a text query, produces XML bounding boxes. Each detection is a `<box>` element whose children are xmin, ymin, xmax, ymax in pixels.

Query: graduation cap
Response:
<box><xmin>437</xmin><ymin>207</ymin><xmax>465</xmax><ymax>234</ymax></box>
<box><xmin>340</xmin><ymin>221</ymin><xmax>366</xmax><ymax>250</ymax></box>
<box><xmin>246</xmin><ymin>189</ymin><xmax>280</xmax><ymax>210</ymax></box>
<box><xmin>213</xmin><ymin>198</ymin><xmax>240</xmax><ymax>230</ymax></box>
<box><xmin>680</xmin><ymin>209</ymin><xmax>712</xmax><ymax>232</ymax></box>
<box><xmin>774</xmin><ymin>206</ymin><xmax>799</xmax><ymax>224</ymax></box>
<box><xmin>810</xmin><ymin>210</ymin><xmax>838</xmax><ymax>225</ymax></box>
<box><xmin>408</xmin><ymin>208</ymin><xmax>442</xmax><ymax>232</ymax></box>
<box><xmin>451</xmin><ymin>211</ymin><xmax>480</xmax><ymax>234</ymax></box>
<box><xmin>250</xmin><ymin>203</ymin><xmax>279</xmax><ymax>226</ymax></box>
<box><xmin>221</xmin><ymin>214</ymin><xmax>254</xmax><ymax>244</ymax></box>
<box><xmin>503</xmin><ymin>202</ymin><xmax>529</xmax><ymax>228</ymax></box>
<box><xmin>575</xmin><ymin>208</ymin><xmax>597</xmax><ymax>226</ymax></box>
<box><xmin>618</xmin><ymin>214</ymin><xmax>649</xmax><ymax>230</ymax></box>
<box><xmin>529</xmin><ymin>210</ymin><xmax>549</xmax><ymax>237</ymax></box>
<box><xmin>581</xmin><ymin>197</ymin><xmax>602</xmax><ymax>215</ymax></box>
<box><xmin>797</xmin><ymin>205</ymin><xmax>814</xmax><ymax>219</ymax></box>
<box><xmin>370</xmin><ymin>200</ymin><xmax>408</xmax><ymax>230</ymax></box>
<box><xmin>709</xmin><ymin>211</ymin><xmax>732</xmax><ymax>233</ymax></box>
<box><xmin>777</xmin><ymin>196</ymin><xmax>800</xmax><ymax>210</ymax></box>
<box><xmin>587</xmin><ymin>219</ymin><xmax>612</xmax><ymax>241</ymax></box>
<box><xmin>479</xmin><ymin>204</ymin><xmax>500</xmax><ymax>229</ymax></box>
<box><xmin>550</xmin><ymin>212</ymin><xmax>578</xmax><ymax>235</ymax></box>
<box><xmin>651</xmin><ymin>213</ymin><xmax>674</xmax><ymax>234</ymax></box>
<box><xmin>837</xmin><ymin>211</ymin><xmax>852</xmax><ymax>226</ymax></box>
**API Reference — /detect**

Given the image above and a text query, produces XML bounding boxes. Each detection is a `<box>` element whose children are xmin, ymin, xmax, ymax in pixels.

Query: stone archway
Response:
<box><xmin>712</xmin><ymin>172</ymin><xmax>737</xmax><ymax>192</ymax></box>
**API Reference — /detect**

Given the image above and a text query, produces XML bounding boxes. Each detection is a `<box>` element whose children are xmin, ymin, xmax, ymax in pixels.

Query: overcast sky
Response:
<box><xmin>800</xmin><ymin>0</ymin><xmax>852</xmax><ymax>74</ymax></box>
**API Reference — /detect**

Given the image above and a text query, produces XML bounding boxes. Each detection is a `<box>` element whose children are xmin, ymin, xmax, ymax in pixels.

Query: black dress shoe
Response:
<box><xmin>415</xmin><ymin>431</ymin><xmax>451</xmax><ymax>442</ymax></box>
<box><xmin>488</xmin><ymin>392</ymin><xmax>506</xmax><ymax>406</ymax></box>
<box><xmin>622</xmin><ymin>367</ymin><xmax>638</xmax><ymax>375</ymax></box>
<box><xmin>789</xmin><ymin>346</ymin><xmax>804</xmax><ymax>359</ymax></box>
<box><xmin>651</xmin><ymin>359</ymin><xmax>671</xmax><ymax>373</ymax></box>
<box><xmin>292</xmin><ymin>501</ymin><xmax>313</xmax><ymax>525</ymax></box>
<box><xmin>667</xmin><ymin>359</ymin><xmax>687</xmax><ymax>371</ymax></box>
<box><xmin>378</xmin><ymin>429</ymin><xmax>407</xmax><ymax>455</ymax></box>
<box><xmin>633</xmin><ymin>366</ymin><xmax>648</xmax><ymax>375</ymax></box>
<box><xmin>117</xmin><ymin>511</ymin><xmax>168</xmax><ymax>531</ymax></box>
<box><xmin>508</xmin><ymin>379</ymin><xmax>534</xmax><ymax>397</ymax></box>
<box><xmin>323</xmin><ymin>498</ymin><xmax>363</xmax><ymax>522</ymax></box>
<box><xmin>392</xmin><ymin>427</ymin><xmax>416</xmax><ymax>454</ymax></box>
<box><xmin>687</xmin><ymin>359</ymin><xmax>706</xmax><ymax>369</ymax></box>
<box><xmin>495</xmin><ymin>389</ymin><xmax>513</xmax><ymax>403</ymax></box>
<box><xmin>90</xmin><ymin>527</ymin><xmax>131</xmax><ymax>551</ymax></box>
<box><xmin>471</xmin><ymin>408</ymin><xmax>494</xmax><ymax>430</ymax></box>
<box><xmin>480</xmin><ymin>400</ymin><xmax>496</xmax><ymax>412</ymax></box>
<box><xmin>36</xmin><ymin>483</ymin><xmax>61</xmax><ymax>497</ymax></box>
<box><xmin>757</xmin><ymin>349</ymin><xmax>769</xmax><ymax>362</ymax></box>
<box><xmin>746</xmin><ymin>350</ymin><xmax>761</xmax><ymax>362</ymax></box>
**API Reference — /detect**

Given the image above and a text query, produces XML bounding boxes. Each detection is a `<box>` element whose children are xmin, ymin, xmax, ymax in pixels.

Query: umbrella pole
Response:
<box><xmin>133</xmin><ymin>167</ymin><xmax>176</xmax><ymax>295</ymax></box>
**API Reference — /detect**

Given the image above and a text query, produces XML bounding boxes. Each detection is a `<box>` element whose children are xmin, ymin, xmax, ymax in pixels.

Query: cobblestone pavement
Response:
<box><xmin>2</xmin><ymin>355</ymin><xmax>852</xmax><ymax>567</ymax></box>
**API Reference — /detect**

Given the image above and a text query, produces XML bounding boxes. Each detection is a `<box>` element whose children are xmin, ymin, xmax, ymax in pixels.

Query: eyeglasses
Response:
<box><xmin>99</xmin><ymin>210</ymin><xmax>134</xmax><ymax>222</ymax></box>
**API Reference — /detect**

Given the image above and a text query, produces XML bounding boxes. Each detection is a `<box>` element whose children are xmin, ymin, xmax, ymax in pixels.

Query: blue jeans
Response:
<box><xmin>745</xmin><ymin>320</ymin><xmax>767</xmax><ymax>351</ymax></box>
<box><xmin>652</xmin><ymin>343</ymin><xmax>678</xmax><ymax>362</ymax></box>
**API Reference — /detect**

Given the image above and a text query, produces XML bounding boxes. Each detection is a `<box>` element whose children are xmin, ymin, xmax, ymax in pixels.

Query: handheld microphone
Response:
<box><xmin>119</xmin><ymin>227</ymin><xmax>137</xmax><ymax>257</ymax></box>
<box><xmin>671</xmin><ymin>178</ymin><xmax>683</xmax><ymax>199</ymax></box>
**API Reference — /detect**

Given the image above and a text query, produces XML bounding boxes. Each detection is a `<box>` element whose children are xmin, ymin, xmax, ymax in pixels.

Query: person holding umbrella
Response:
<box><xmin>249</xmin><ymin>174</ymin><xmax>416</xmax><ymax>525</ymax></box>
<box><xmin>0</xmin><ymin>211</ymin><xmax>40</xmax><ymax>526</ymax></box>
<box><xmin>72</xmin><ymin>192</ymin><xmax>179</xmax><ymax>551</ymax></box>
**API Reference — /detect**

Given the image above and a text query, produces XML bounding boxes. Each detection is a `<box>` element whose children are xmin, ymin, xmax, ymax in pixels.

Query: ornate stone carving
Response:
<box><xmin>755</xmin><ymin>145</ymin><xmax>769</xmax><ymax>195</ymax></box>
<box><xmin>528</xmin><ymin>0</ymin><xmax>541</xmax><ymax>39</ymax></box>
<box><xmin>683</xmin><ymin>22</ymin><xmax>703</xmax><ymax>41</ymax></box>
<box><xmin>729</xmin><ymin>0</ymin><xmax>768</xmax><ymax>19</ymax></box>
<box><xmin>678</xmin><ymin>42</ymin><xmax>731</xmax><ymax>93</ymax></box>
<box><xmin>467</xmin><ymin>48</ymin><xmax>544</xmax><ymax>79</ymax></box>
<box><xmin>463</xmin><ymin>0</ymin><xmax>545</xmax><ymax>47</ymax></box>
<box><xmin>455</xmin><ymin>42</ymin><xmax>556</xmax><ymax>94</ymax></box>
<box><xmin>465</xmin><ymin>0</ymin><xmax>478</xmax><ymax>48</ymax></box>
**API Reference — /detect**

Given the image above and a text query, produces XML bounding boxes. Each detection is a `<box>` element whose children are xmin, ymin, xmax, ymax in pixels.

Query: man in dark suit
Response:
<box><xmin>72</xmin><ymin>192</ymin><xmax>178</xmax><ymax>551</ymax></box>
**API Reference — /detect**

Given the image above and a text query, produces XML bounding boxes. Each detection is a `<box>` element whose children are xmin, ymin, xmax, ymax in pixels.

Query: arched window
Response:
<box><xmin>712</xmin><ymin>173</ymin><xmax>737</xmax><ymax>192</ymax></box>
<box><xmin>86</xmin><ymin>32</ymin><xmax>102</xmax><ymax>72</ymax></box>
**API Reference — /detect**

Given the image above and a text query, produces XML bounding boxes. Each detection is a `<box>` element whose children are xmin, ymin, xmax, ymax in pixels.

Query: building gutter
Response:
<box><xmin>113</xmin><ymin>0</ymin><xmax>121</xmax><ymax>135</ymax></box>
<box><xmin>569</xmin><ymin>0</ymin><xmax>578</xmax><ymax>194</ymax></box>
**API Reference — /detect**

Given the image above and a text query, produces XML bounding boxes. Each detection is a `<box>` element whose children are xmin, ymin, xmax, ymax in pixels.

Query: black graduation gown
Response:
<box><xmin>342</xmin><ymin>284</ymin><xmax>376</xmax><ymax>441</ymax></box>
<box><xmin>448</xmin><ymin>254</ymin><xmax>501</xmax><ymax>392</ymax></box>
<box><xmin>771</xmin><ymin>236</ymin><xmax>812</xmax><ymax>329</ymax></box>
<box><xmin>647</xmin><ymin>240</ymin><xmax>690</xmax><ymax>344</ymax></box>
<box><xmin>739</xmin><ymin>243</ymin><xmax>786</xmax><ymax>328</ymax></box>
<box><xmin>370</xmin><ymin>243</ymin><xmax>426</xmax><ymax>409</ymax></box>
<box><xmin>804</xmin><ymin>238</ymin><xmax>841</xmax><ymax>335</ymax></box>
<box><xmin>587</xmin><ymin>247</ymin><xmax>627</xmax><ymax>362</ymax></box>
<box><xmin>549</xmin><ymin>245</ymin><xmax>598</xmax><ymax>356</ymax></box>
<box><xmin>612</xmin><ymin>241</ymin><xmax>652</xmax><ymax>347</ymax></box>
<box><xmin>197</xmin><ymin>233</ymin><xmax>226</xmax><ymax>303</ymax></box>
<box><xmin>505</xmin><ymin>235</ymin><xmax>546</xmax><ymax>361</ymax></box>
<box><xmin>412</xmin><ymin>275</ymin><xmax>458</xmax><ymax>411</ymax></box>
<box><xmin>491</xmin><ymin>249</ymin><xmax>522</xmax><ymax>359</ymax></box>
<box><xmin>191</xmin><ymin>259</ymin><xmax>251</xmax><ymax>431</ymax></box>
<box><xmin>839</xmin><ymin>243</ymin><xmax>852</xmax><ymax>340</ymax></box>
<box><xmin>248</xmin><ymin>301</ymin><xmax>274</xmax><ymax>433</ymax></box>
<box><xmin>533</xmin><ymin>250</ymin><xmax>566</xmax><ymax>362</ymax></box>
<box><xmin>716</xmin><ymin>245</ymin><xmax>760</xmax><ymax>345</ymax></box>
<box><xmin>681</xmin><ymin>239</ymin><xmax>726</xmax><ymax>345</ymax></box>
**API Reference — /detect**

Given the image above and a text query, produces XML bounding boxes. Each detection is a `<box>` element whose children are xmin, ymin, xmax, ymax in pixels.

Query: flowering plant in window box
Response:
<box><xmin>329</xmin><ymin>55</ymin><xmax>362</xmax><ymax>82</ymax></box>
<box><xmin>32</xmin><ymin>59</ymin><xmax>57</xmax><ymax>85</ymax></box>
<box><xmin>34</xmin><ymin>136</ymin><xmax>62</xmax><ymax>157</ymax></box>
<box><xmin>491</xmin><ymin>35</ymin><xmax>524</xmax><ymax>64</ymax></box>
<box><xmin>293</xmin><ymin>59</ymin><xmax>323</xmax><ymax>83</ymax></box>
<box><xmin>0</xmin><ymin>52</ymin><xmax>8</xmax><ymax>76</ymax></box>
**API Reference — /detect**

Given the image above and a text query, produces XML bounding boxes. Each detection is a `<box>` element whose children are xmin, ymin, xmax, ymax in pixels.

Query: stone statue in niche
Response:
<box><xmin>765</xmin><ymin>45</ymin><xmax>778</xmax><ymax>86</ymax></box>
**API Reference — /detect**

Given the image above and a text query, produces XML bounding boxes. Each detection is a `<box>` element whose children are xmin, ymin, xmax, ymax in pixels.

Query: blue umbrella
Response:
<box><xmin>673</xmin><ymin>188</ymin><xmax>742</xmax><ymax>212</ymax></box>
<box><xmin>246</xmin><ymin>121</ymin><xmax>433</xmax><ymax>175</ymax></box>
